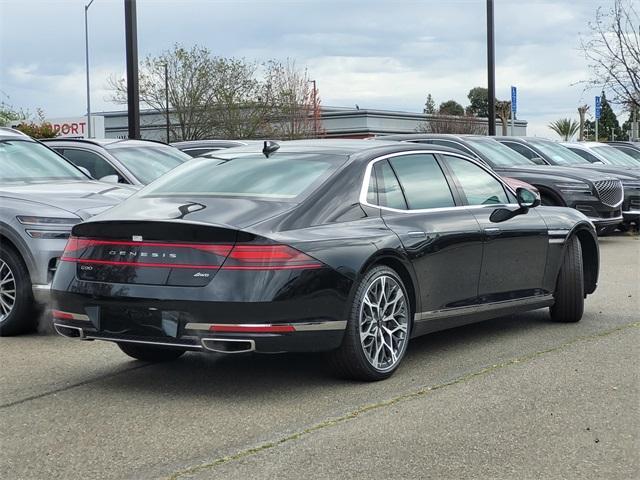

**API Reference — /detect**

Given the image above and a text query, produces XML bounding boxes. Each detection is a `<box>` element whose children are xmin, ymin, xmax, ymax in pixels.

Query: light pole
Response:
<box><xmin>163</xmin><ymin>62</ymin><xmax>170</xmax><ymax>143</ymax></box>
<box><xmin>124</xmin><ymin>0</ymin><xmax>140</xmax><ymax>139</ymax></box>
<box><xmin>84</xmin><ymin>0</ymin><xmax>96</xmax><ymax>138</ymax></box>
<box><xmin>486</xmin><ymin>0</ymin><xmax>496</xmax><ymax>136</ymax></box>
<box><xmin>308</xmin><ymin>79</ymin><xmax>318</xmax><ymax>138</ymax></box>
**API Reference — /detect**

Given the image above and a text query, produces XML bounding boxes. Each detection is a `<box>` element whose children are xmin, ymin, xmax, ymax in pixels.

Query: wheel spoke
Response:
<box><xmin>0</xmin><ymin>259</ymin><xmax>16</xmax><ymax>321</ymax></box>
<box><xmin>359</xmin><ymin>273</ymin><xmax>409</xmax><ymax>372</ymax></box>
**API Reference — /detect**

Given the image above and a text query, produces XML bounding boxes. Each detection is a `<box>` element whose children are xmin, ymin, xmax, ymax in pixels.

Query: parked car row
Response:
<box><xmin>495</xmin><ymin>137</ymin><xmax>640</xmax><ymax>227</ymax></box>
<box><xmin>1</xmin><ymin>127</ymin><xmax>637</xmax><ymax>380</ymax></box>
<box><xmin>381</xmin><ymin>134</ymin><xmax>637</xmax><ymax>231</ymax></box>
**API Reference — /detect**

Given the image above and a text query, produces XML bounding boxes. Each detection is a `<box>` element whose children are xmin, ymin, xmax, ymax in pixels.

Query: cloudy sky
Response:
<box><xmin>0</xmin><ymin>0</ymin><xmax>619</xmax><ymax>137</ymax></box>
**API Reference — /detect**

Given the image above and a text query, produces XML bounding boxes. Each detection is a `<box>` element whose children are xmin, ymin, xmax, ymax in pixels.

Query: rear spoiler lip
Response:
<box><xmin>71</xmin><ymin>219</ymin><xmax>267</xmax><ymax>245</ymax></box>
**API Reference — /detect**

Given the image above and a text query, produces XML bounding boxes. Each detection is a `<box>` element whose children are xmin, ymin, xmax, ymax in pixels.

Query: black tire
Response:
<box><xmin>0</xmin><ymin>244</ymin><xmax>36</xmax><ymax>336</ymax></box>
<box><xmin>118</xmin><ymin>343</ymin><xmax>186</xmax><ymax>362</ymax></box>
<box><xmin>328</xmin><ymin>265</ymin><xmax>411</xmax><ymax>381</ymax></box>
<box><xmin>550</xmin><ymin>235</ymin><xmax>584</xmax><ymax>323</ymax></box>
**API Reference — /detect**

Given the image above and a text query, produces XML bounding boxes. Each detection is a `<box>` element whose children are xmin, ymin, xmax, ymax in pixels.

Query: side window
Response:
<box><xmin>612</xmin><ymin>146</ymin><xmax>640</xmax><ymax>161</ymax></box>
<box><xmin>431</xmin><ymin>140</ymin><xmax>476</xmax><ymax>157</ymax></box>
<box><xmin>61</xmin><ymin>149</ymin><xmax>122</xmax><ymax>181</ymax></box>
<box><xmin>444</xmin><ymin>155</ymin><xmax>509</xmax><ymax>205</ymax></box>
<box><xmin>373</xmin><ymin>160</ymin><xmax>407</xmax><ymax>209</ymax></box>
<box><xmin>388</xmin><ymin>154</ymin><xmax>455</xmax><ymax>209</ymax></box>
<box><xmin>569</xmin><ymin>148</ymin><xmax>600</xmax><ymax>163</ymax></box>
<box><xmin>503</xmin><ymin>142</ymin><xmax>536</xmax><ymax>160</ymax></box>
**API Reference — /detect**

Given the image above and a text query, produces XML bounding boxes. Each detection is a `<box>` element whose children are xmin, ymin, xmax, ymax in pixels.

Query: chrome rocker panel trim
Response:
<box><xmin>414</xmin><ymin>294</ymin><xmax>555</xmax><ymax>323</ymax></box>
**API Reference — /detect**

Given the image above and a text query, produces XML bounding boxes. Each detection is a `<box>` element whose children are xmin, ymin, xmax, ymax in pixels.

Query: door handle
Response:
<box><xmin>407</xmin><ymin>231</ymin><xmax>427</xmax><ymax>238</ymax></box>
<box><xmin>484</xmin><ymin>227</ymin><xmax>501</xmax><ymax>237</ymax></box>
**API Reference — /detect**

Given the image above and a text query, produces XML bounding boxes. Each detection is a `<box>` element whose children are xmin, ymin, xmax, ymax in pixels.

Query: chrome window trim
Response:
<box><xmin>358</xmin><ymin>149</ymin><xmax>518</xmax><ymax>214</ymax></box>
<box><xmin>499</xmin><ymin>140</ymin><xmax>539</xmax><ymax>160</ymax></box>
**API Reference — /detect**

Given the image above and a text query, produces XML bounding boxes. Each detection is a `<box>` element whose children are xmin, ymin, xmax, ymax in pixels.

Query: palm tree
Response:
<box><xmin>548</xmin><ymin>118</ymin><xmax>580</xmax><ymax>140</ymax></box>
<box><xmin>577</xmin><ymin>105</ymin><xmax>589</xmax><ymax>141</ymax></box>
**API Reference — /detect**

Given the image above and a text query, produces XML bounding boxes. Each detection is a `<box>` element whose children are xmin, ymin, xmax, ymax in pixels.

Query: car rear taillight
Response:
<box><xmin>222</xmin><ymin>245</ymin><xmax>322</xmax><ymax>270</ymax></box>
<box><xmin>60</xmin><ymin>237</ymin><xmax>322</xmax><ymax>271</ymax></box>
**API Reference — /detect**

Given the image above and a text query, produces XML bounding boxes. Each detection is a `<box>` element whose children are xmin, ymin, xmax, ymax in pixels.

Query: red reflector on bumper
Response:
<box><xmin>208</xmin><ymin>324</ymin><xmax>296</xmax><ymax>333</ymax></box>
<box><xmin>52</xmin><ymin>309</ymin><xmax>90</xmax><ymax>321</ymax></box>
<box><xmin>52</xmin><ymin>309</ymin><xmax>74</xmax><ymax>320</ymax></box>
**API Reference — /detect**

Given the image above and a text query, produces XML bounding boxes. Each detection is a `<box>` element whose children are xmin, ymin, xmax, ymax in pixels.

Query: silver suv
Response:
<box><xmin>0</xmin><ymin>128</ymin><xmax>136</xmax><ymax>335</ymax></box>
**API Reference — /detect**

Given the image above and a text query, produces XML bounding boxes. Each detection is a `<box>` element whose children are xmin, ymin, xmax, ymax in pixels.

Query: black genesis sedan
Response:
<box><xmin>496</xmin><ymin>136</ymin><xmax>640</xmax><ymax>225</ymax></box>
<box><xmin>381</xmin><ymin>134</ymin><xmax>624</xmax><ymax>230</ymax></box>
<box><xmin>52</xmin><ymin>140</ymin><xmax>598</xmax><ymax>381</ymax></box>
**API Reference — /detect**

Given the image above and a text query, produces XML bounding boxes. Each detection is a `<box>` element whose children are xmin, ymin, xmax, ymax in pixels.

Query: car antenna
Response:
<box><xmin>263</xmin><ymin>140</ymin><xmax>280</xmax><ymax>158</ymax></box>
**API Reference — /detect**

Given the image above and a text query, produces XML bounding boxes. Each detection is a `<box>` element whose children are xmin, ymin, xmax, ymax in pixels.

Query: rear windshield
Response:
<box><xmin>0</xmin><ymin>140</ymin><xmax>86</xmax><ymax>182</ymax></box>
<box><xmin>528</xmin><ymin>140</ymin><xmax>588</xmax><ymax>166</ymax></box>
<box><xmin>592</xmin><ymin>146</ymin><xmax>640</xmax><ymax>167</ymax></box>
<box><xmin>465</xmin><ymin>138</ymin><xmax>533</xmax><ymax>167</ymax></box>
<box><xmin>107</xmin><ymin>145</ymin><xmax>190</xmax><ymax>184</ymax></box>
<box><xmin>141</xmin><ymin>152</ymin><xmax>347</xmax><ymax>201</ymax></box>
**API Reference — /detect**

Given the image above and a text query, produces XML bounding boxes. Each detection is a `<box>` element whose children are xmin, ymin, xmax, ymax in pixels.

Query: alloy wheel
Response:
<box><xmin>0</xmin><ymin>259</ymin><xmax>16</xmax><ymax>323</ymax></box>
<box><xmin>359</xmin><ymin>274</ymin><xmax>409</xmax><ymax>372</ymax></box>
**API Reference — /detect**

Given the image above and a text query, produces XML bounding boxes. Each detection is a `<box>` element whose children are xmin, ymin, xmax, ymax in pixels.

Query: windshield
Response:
<box><xmin>465</xmin><ymin>138</ymin><xmax>534</xmax><ymax>167</ymax></box>
<box><xmin>0</xmin><ymin>140</ymin><xmax>87</xmax><ymax>182</ymax></box>
<box><xmin>592</xmin><ymin>146</ymin><xmax>640</xmax><ymax>167</ymax></box>
<box><xmin>142</xmin><ymin>152</ymin><xmax>347</xmax><ymax>201</ymax></box>
<box><xmin>107</xmin><ymin>145</ymin><xmax>190</xmax><ymax>184</ymax></box>
<box><xmin>528</xmin><ymin>140</ymin><xmax>588</xmax><ymax>166</ymax></box>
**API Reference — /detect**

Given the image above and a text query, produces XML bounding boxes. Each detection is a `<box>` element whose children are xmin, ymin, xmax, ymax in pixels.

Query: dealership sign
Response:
<box><xmin>48</xmin><ymin>116</ymin><xmax>105</xmax><ymax>138</ymax></box>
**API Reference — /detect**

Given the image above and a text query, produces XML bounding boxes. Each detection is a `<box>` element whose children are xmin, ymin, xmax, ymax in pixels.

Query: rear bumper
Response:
<box><xmin>587</xmin><ymin>215</ymin><xmax>624</xmax><ymax>227</ymax></box>
<box><xmin>52</xmin><ymin>318</ymin><xmax>346</xmax><ymax>353</ymax></box>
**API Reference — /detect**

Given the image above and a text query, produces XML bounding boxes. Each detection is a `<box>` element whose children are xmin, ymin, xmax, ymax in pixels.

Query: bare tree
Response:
<box><xmin>208</xmin><ymin>58</ymin><xmax>273</xmax><ymax>139</ymax></box>
<box><xmin>578</xmin><ymin>105</ymin><xmax>590</xmax><ymax>141</ymax></box>
<box><xmin>495</xmin><ymin>100</ymin><xmax>512</xmax><ymax>135</ymax></box>
<box><xmin>416</xmin><ymin>114</ymin><xmax>487</xmax><ymax>134</ymax></box>
<box><xmin>108</xmin><ymin>44</ymin><xmax>221</xmax><ymax>140</ymax></box>
<box><xmin>580</xmin><ymin>0</ymin><xmax>640</xmax><ymax>109</ymax></box>
<box><xmin>266</xmin><ymin>60</ymin><xmax>322</xmax><ymax>140</ymax></box>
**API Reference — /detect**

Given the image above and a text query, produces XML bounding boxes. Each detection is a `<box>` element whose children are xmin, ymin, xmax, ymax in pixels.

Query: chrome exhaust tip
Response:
<box><xmin>53</xmin><ymin>323</ymin><xmax>86</xmax><ymax>339</ymax></box>
<box><xmin>201</xmin><ymin>338</ymin><xmax>255</xmax><ymax>354</ymax></box>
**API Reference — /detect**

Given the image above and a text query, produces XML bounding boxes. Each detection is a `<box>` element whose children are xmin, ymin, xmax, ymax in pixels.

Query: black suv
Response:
<box><xmin>496</xmin><ymin>137</ymin><xmax>640</xmax><ymax>226</ymax></box>
<box><xmin>381</xmin><ymin>134</ymin><xmax>624</xmax><ymax>230</ymax></box>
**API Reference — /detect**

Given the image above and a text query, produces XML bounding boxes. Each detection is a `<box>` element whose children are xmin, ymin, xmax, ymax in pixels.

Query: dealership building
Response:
<box><xmin>76</xmin><ymin>106</ymin><xmax>527</xmax><ymax>140</ymax></box>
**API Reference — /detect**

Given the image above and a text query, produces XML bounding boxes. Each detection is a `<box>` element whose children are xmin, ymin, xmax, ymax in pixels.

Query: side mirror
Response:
<box><xmin>516</xmin><ymin>187</ymin><xmax>540</xmax><ymax>209</ymax></box>
<box><xmin>530</xmin><ymin>157</ymin><xmax>546</xmax><ymax>165</ymax></box>
<box><xmin>98</xmin><ymin>174</ymin><xmax>120</xmax><ymax>184</ymax></box>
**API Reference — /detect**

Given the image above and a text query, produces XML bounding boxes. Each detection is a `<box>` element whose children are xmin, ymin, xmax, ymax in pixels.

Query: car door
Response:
<box><xmin>439</xmin><ymin>153</ymin><xmax>550</xmax><ymax>302</ymax></box>
<box><xmin>367</xmin><ymin>152</ymin><xmax>484</xmax><ymax>314</ymax></box>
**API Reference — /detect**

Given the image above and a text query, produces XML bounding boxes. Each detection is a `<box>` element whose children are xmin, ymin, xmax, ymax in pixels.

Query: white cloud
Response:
<box><xmin>0</xmin><ymin>0</ymin><xmax>623</xmax><ymax>136</ymax></box>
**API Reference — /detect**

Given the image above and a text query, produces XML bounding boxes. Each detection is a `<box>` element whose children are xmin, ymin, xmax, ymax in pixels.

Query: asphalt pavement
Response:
<box><xmin>1</xmin><ymin>235</ymin><xmax>638</xmax><ymax>480</ymax></box>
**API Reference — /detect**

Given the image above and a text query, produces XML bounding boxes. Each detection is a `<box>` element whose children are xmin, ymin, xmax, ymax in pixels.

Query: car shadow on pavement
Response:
<box><xmin>88</xmin><ymin>308</ymin><xmax>556</xmax><ymax>398</ymax></box>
